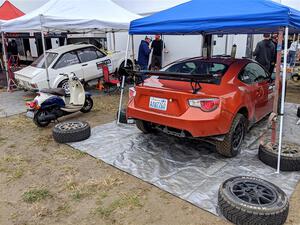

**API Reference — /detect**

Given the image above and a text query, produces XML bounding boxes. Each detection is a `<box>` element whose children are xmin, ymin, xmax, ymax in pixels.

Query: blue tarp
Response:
<box><xmin>129</xmin><ymin>0</ymin><xmax>300</xmax><ymax>35</ymax></box>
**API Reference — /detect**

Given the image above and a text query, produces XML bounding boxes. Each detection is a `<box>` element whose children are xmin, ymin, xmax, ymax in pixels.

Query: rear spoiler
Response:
<box><xmin>123</xmin><ymin>69</ymin><xmax>221</xmax><ymax>94</ymax></box>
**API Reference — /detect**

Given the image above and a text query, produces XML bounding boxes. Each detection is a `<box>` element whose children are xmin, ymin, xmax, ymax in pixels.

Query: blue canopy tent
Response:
<box><xmin>118</xmin><ymin>0</ymin><xmax>300</xmax><ymax>172</ymax></box>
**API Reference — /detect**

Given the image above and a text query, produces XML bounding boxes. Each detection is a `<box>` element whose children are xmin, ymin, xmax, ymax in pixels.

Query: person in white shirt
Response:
<box><xmin>288</xmin><ymin>41</ymin><xmax>300</xmax><ymax>66</ymax></box>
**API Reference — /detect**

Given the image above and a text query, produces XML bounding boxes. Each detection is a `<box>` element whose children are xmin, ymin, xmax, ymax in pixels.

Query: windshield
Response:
<box><xmin>163</xmin><ymin>60</ymin><xmax>228</xmax><ymax>77</ymax></box>
<box><xmin>31</xmin><ymin>52</ymin><xmax>58</xmax><ymax>68</ymax></box>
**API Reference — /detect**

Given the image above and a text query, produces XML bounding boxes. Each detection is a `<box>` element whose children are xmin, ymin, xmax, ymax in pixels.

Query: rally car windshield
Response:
<box><xmin>163</xmin><ymin>60</ymin><xmax>228</xmax><ymax>77</ymax></box>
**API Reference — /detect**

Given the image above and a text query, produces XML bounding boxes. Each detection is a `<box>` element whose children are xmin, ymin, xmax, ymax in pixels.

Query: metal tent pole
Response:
<box><xmin>1</xmin><ymin>32</ymin><xmax>9</xmax><ymax>92</ymax></box>
<box><xmin>40</xmin><ymin>15</ymin><xmax>50</xmax><ymax>88</ymax></box>
<box><xmin>112</xmin><ymin>31</ymin><xmax>116</xmax><ymax>51</ymax></box>
<box><xmin>276</xmin><ymin>26</ymin><xmax>289</xmax><ymax>174</ymax></box>
<box><xmin>117</xmin><ymin>34</ymin><xmax>130</xmax><ymax>124</ymax></box>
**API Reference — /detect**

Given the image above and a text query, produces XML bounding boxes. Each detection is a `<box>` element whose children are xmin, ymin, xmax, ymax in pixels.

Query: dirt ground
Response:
<box><xmin>0</xmin><ymin>84</ymin><xmax>299</xmax><ymax>225</ymax></box>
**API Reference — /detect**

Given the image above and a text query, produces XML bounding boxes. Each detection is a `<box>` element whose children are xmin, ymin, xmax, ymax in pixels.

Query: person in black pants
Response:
<box><xmin>150</xmin><ymin>35</ymin><xmax>165</xmax><ymax>70</ymax></box>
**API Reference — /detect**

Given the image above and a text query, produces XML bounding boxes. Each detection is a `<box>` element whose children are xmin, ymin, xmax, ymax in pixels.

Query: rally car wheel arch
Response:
<box><xmin>218</xmin><ymin>176</ymin><xmax>289</xmax><ymax>225</ymax></box>
<box><xmin>216</xmin><ymin>113</ymin><xmax>246</xmax><ymax>157</ymax></box>
<box><xmin>53</xmin><ymin>121</ymin><xmax>91</xmax><ymax>143</ymax></box>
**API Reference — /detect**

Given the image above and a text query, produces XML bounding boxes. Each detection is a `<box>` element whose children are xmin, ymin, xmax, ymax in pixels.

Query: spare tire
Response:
<box><xmin>258</xmin><ymin>143</ymin><xmax>300</xmax><ymax>171</ymax></box>
<box><xmin>116</xmin><ymin>108</ymin><xmax>127</xmax><ymax>124</ymax></box>
<box><xmin>218</xmin><ymin>176</ymin><xmax>289</xmax><ymax>225</ymax></box>
<box><xmin>53</xmin><ymin>121</ymin><xmax>91</xmax><ymax>143</ymax></box>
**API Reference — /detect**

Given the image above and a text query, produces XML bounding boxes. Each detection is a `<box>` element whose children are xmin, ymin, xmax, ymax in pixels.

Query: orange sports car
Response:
<box><xmin>127</xmin><ymin>57</ymin><xmax>275</xmax><ymax>157</ymax></box>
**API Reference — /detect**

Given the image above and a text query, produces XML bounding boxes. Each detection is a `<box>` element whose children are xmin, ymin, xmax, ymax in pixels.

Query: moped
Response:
<box><xmin>27</xmin><ymin>72</ymin><xmax>93</xmax><ymax>127</ymax></box>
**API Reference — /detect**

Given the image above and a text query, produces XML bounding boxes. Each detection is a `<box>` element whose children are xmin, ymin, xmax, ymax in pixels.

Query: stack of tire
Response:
<box><xmin>218</xmin><ymin>176</ymin><xmax>289</xmax><ymax>225</ymax></box>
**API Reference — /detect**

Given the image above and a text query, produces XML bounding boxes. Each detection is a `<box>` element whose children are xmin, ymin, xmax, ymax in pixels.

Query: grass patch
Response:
<box><xmin>0</xmin><ymin>136</ymin><xmax>7</xmax><ymax>144</ymax></box>
<box><xmin>7</xmin><ymin>168</ymin><xmax>24</xmax><ymax>181</ymax></box>
<box><xmin>22</xmin><ymin>189</ymin><xmax>51</xmax><ymax>203</ymax></box>
<box><xmin>95</xmin><ymin>194</ymin><xmax>143</xmax><ymax>218</ymax></box>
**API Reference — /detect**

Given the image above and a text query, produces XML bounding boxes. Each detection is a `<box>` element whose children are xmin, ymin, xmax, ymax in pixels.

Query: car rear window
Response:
<box><xmin>164</xmin><ymin>60</ymin><xmax>228</xmax><ymax>77</ymax></box>
<box><xmin>31</xmin><ymin>52</ymin><xmax>58</xmax><ymax>68</ymax></box>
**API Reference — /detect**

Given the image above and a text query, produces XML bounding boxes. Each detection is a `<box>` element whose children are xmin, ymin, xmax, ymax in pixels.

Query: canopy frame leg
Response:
<box><xmin>117</xmin><ymin>34</ymin><xmax>130</xmax><ymax>124</ymax></box>
<box><xmin>276</xmin><ymin>26</ymin><xmax>289</xmax><ymax>174</ymax></box>
<box><xmin>1</xmin><ymin>32</ymin><xmax>9</xmax><ymax>92</ymax></box>
<box><xmin>40</xmin><ymin>15</ymin><xmax>50</xmax><ymax>88</ymax></box>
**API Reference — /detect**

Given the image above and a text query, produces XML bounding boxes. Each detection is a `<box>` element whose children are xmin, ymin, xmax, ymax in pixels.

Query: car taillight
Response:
<box><xmin>188</xmin><ymin>98</ymin><xmax>220</xmax><ymax>112</ymax></box>
<box><xmin>129</xmin><ymin>87</ymin><xmax>136</xmax><ymax>98</ymax></box>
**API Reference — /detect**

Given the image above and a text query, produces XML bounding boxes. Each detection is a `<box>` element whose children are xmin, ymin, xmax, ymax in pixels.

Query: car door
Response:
<box><xmin>52</xmin><ymin>50</ymin><xmax>84</xmax><ymax>83</ymax></box>
<box><xmin>76</xmin><ymin>47</ymin><xmax>108</xmax><ymax>81</ymax></box>
<box><xmin>239</xmin><ymin>63</ymin><xmax>271</xmax><ymax>121</ymax></box>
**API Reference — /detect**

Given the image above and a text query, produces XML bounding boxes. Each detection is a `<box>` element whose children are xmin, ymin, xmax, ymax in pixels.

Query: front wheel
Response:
<box><xmin>80</xmin><ymin>96</ymin><xmax>93</xmax><ymax>113</ymax></box>
<box><xmin>33</xmin><ymin>110</ymin><xmax>51</xmax><ymax>127</ymax></box>
<box><xmin>216</xmin><ymin>114</ymin><xmax>246</xmax><ymax>157</ymax></box>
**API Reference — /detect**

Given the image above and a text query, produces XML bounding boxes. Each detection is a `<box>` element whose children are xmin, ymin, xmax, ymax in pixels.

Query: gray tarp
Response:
<box><xmin>70</xmin><ymin>103</ymin><xmax>300</xmax><ymax>215</ymax></box>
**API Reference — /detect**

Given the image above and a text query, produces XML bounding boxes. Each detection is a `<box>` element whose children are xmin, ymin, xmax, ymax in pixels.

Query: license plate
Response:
<box><xmin>149</xmin><ymin>97</ymin><xmax>168</xmax><ymax>111</ymax></box>
<box><xmin>26</xmin><ymin>111</ymin><xmax>34</xmax><ymax>119</ymax></box>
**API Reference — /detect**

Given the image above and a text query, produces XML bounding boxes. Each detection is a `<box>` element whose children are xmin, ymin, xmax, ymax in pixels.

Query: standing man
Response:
<box><xmin>253</xmin><ymin>34</ymin><xmax>275</xmax><ymax>72</ymax></box>
<box><xmin>269</xmin><ymin>34</ymin><xmax>278</xmax><ymax>74</ymax></box>
<box><xmin>138</xmin><ymin>36</ymin><xmax>151</xmax><ymax>70</ymax></box>
<box><xmin>287</xmin><ymin>40</ymin><xmax>299</xmax><ymax>66</ymax></box>
<box><xmin>150</xmin><ymin>34</ymin><xmax>165</xmax><ymax>70</ymax></box>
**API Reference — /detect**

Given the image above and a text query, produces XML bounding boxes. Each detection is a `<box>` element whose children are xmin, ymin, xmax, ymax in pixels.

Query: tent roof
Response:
<box><xmin>0</xmin><ymin>0</ymin><xmax>24</xmax><ymax>20</ymax></box>
<box><xmin>2</xmin><ymin>0</ymin><xmax>140</xmax><ymax>32</ymax></box>
<box><xmin>129</xmin><ymin>0</ymin><xmax>300</xmax><ymax>35</ymax></box>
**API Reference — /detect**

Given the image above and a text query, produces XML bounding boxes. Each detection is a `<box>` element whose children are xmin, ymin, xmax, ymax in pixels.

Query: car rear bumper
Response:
<box><xmin>127</xmin><ymin>99</ymin><xmax>234</xmax><ymax>137</ymax></box>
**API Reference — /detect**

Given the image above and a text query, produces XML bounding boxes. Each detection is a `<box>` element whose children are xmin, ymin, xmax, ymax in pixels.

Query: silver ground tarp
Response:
<box><xmin>70</xmin><ymin>103</ymin><xmax>300</xmax><ymax>215</ymax></box>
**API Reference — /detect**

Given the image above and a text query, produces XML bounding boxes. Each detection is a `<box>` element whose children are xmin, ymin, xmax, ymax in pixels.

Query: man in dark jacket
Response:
<box><xmin>138</xmin><ymin>36</ymin><xmax>151</xmax><ymax>70</ymax></box>
<box><xmin>150</xmin><ymin>34</ymin><xmax>165</xmax><ymax>70</ymax></box>
<box><xmin>253</xmin><ymin>34</ymin><xmax>275</xmax><ymax>72</ymax></box>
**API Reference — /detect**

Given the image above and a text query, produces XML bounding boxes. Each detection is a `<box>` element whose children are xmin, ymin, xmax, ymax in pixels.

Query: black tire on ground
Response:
<box><xmin>215</xmin><ymin>113</ymin><xmax>246</xmax><ymax>157</ymax></box>
<box><xmin>80</xmin><ymin>96</ymin><xmax>93</xmax><ymax>113</ymax></box>
<box><xmin>291</xmin><ymin>73</ymin><xmax>300</xmax><ymax>82</ymax></box>
<box><xmin>116</xmin><ymin>108</ymin><xmax>127</xmax><ymax>124</ymax></box>
<box><xmin>52</xmin><ymin>121</ymin><xmax>91</xmax><ymax>143</ymax></box>
<box><xmin>135</xmin><ymin>120</ymin><xmax>154</xmax><ymax>133</ymax></box>
<box><xmin>258</xmin><ymin>144</ymin><xmax>300</xmax><ymax>171</ymax></box>
<box><xmin>297</xmin><ymin>106</ymin><xmax>300</xmax><ymax>118</ymax></box>
<box><xmin>218</xmin><ymin>176</ymin><xmax>289</xmax><ymax>225</ymax></box>
<box><xmin>33</xmin><ymin>110</ymin><xmax>51</xmax><ymax>127</ymax></box>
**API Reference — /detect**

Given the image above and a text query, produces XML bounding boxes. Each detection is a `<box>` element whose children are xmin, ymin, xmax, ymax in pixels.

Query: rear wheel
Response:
<box><xmin>216</xmin><ymin>114</ymin><xmax>246</xmax><ymax>157</ymax></box>
<box><xmin>33</xmin><ymin>110</ymin><xmax>51</xmax><ymax>127</ymax></box>
<box><xmin>136</xmin><ymin>120</ymin><xmax>154</xmax><ymax>133</ymax></box>
<box><xmin>80</xmin><ymin>96</ymin><xmax>93</xmax><ymax>113</ymax></box>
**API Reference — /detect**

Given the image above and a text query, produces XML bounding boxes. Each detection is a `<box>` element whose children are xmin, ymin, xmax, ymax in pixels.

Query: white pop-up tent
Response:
<box><xmin>2</xmin><ymin>0</ymin><xmax>140</xmax><ymax>32</ymax></box>
<box><xmin>1</xmin><ymin>0</ymin><xmax>140</xmax><ymax>88</ymax></box>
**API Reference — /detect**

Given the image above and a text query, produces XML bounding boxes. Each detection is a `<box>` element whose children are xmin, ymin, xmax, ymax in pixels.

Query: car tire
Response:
<box><xmin>117</xmin><ymin>60</ymin><xmax>133</xmax><ymax>80</ymax></box>
<box><xmin>80</xmin><ymin>96</ymin><xmax>93</xmax><ymax>113</ymax></box>
<box><xmin>136</xmin><ymin>120</ymin><xmax>154</xmax><ymax>133</ymax></box>
<box><xmin>291</xmin><ymin>73</ymin><xmax>300</xmax><ymax>82</ymax></box>
<box><xmin>116</xmin><ymin>108</ymin><xmax>127</xmax><ymax>124</ymax></box>
<box><xmin>52</xmin><ymin>121</ymin><xmax>91</xmax><ymax>143</ymax></box>
<box><xmin>258</xmin><ymin>143</ymin><xmax>300</xmax><ymax>171</ymax></box>
<box><xmin>33</xmin><ymin>110</ymin><xmax>51</xmax><ymax>127</ymax></box>
<box><xmin>58</xmin><ymin>80</ymin><xmax>70</xmax><ymax>95</ymax></box>
<box><xmin>218</xmin><ymin>176</ymin><xmax>289</xmax><ymax>225</ymax></box>
<box><xmin>216</xmin><ymin>113</ymin><xmax>246</xmax><ymax>157</ymax></box>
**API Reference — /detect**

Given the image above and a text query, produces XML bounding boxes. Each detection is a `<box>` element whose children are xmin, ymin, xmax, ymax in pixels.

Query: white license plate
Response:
<box><xmin>149</xmin><ymin>97</ymin><xmax>168</xmax><ymax>111</ymax></box>
<box><xmin>26</xmin><ymin>111</ymin><xmax>34</xmax><ymax>119</ymax></box>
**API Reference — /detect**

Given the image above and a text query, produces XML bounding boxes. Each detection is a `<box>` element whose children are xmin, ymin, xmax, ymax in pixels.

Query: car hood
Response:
<box><xmin>15</xmin><ymin>66</ymin><xmax>45</xmax><ymax>79</ymax></box>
